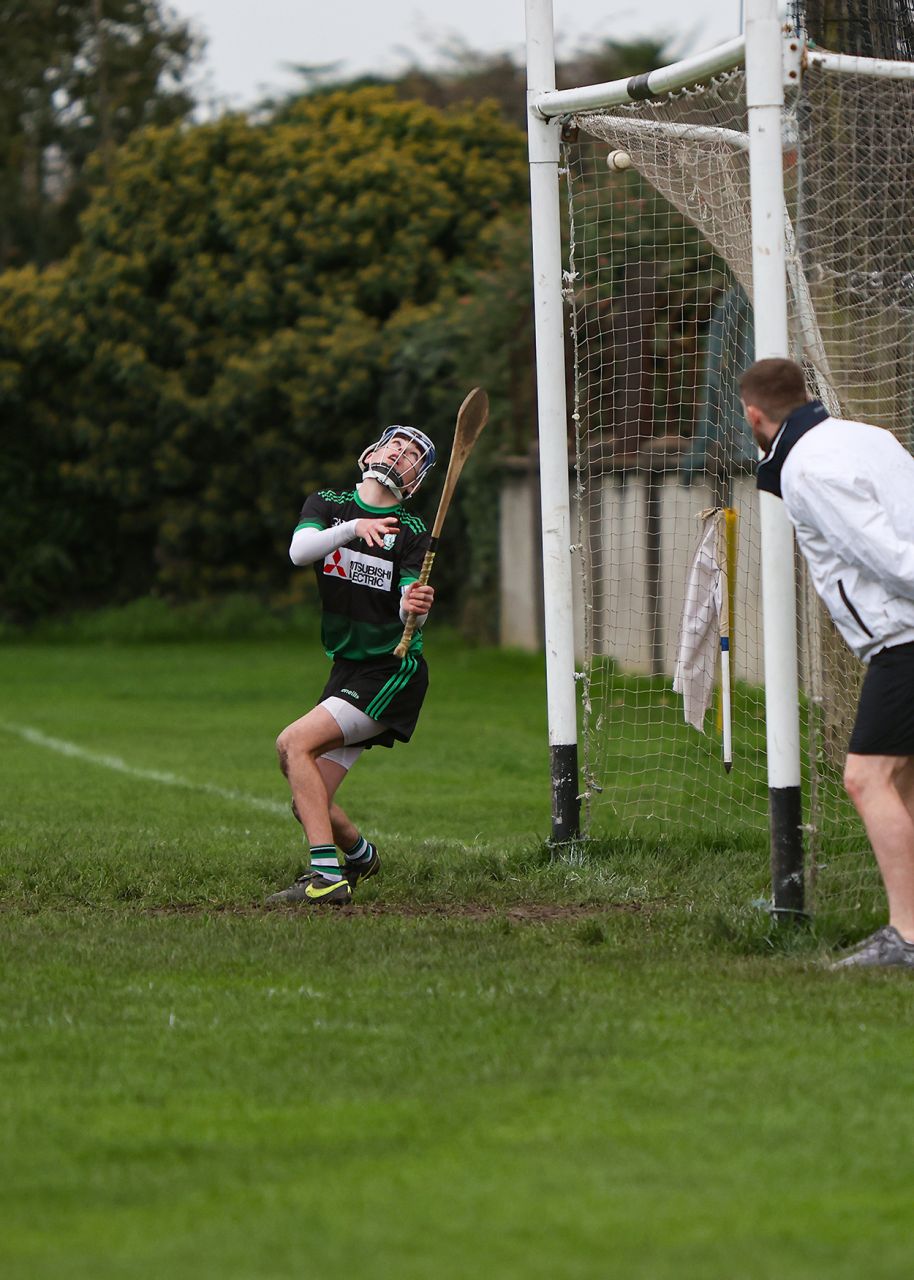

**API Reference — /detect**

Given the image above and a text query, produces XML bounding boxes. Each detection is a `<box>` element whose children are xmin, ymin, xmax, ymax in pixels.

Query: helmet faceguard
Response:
<box><xmin>358</xmin><ymin>425</ymin><xmax>437</xmax><ymax>500</ymax></box>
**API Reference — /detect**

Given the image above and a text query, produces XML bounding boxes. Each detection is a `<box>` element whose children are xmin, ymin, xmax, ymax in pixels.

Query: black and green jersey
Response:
<box><xmin>296</xmin><ymin>489</ymin><xmax>429</xmax><ymax>660</ymax></box>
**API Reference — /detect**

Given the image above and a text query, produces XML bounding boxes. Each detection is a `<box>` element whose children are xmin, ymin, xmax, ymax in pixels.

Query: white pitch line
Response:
<box><xmin>3</xmin><ymin>721</ymin><xmax>288</xmax><ymax>816</ymax></box>
<box><xmin>1</xmin><ymin>721</ymin><xmax>504</xmax><ymax>849</ymax></box>
<box><xmin>2</xmin><ymin>721</ymin><xmax>486</xmax><ymax>852</ymax></box>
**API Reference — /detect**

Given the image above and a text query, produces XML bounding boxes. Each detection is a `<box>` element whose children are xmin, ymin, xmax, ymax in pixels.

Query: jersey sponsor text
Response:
<box><xmin>322</xmin><ymin>547</ymin><xmax>393</xmax><ymax>592</ymax></box>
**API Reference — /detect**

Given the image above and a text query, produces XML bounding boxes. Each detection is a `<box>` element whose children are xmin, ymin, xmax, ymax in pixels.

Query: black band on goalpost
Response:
<box><xmin>551</xmin><ymin>743</ymin><xmax>581</xmax><ymax>845</ymax></box>
<box><xmin>626</xmin><ymin>73</ymin><xmax>658</xmax><ymax>101</ymax></box>
<box><xmin>769</xmin><ymin>786</ymin><xmax>806</xmax><ymax>918</ymax></box>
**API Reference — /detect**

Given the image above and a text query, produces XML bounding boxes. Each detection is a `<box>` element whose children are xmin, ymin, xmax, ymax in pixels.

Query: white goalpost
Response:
<box><xmin>525</xmin><ymin>0</ymin><xmax>582</xmax><ymax>844</ymax></box>
<box><xmin>524</xmin><ymin>0</ymin><xmax>914</xmax><ymax>916</ymax></box>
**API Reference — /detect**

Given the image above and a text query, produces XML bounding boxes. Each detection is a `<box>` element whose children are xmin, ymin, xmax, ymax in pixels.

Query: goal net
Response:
<box><xmin>564</xmin><ymin>55</ymin><xmax>914</xmax><ymax>914</ymax></box>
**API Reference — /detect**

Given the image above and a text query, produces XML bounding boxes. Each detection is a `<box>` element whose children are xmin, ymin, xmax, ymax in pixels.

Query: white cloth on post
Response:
<box><xmin>673</xmin><ymin>509</ymin><xmax>723</xmax><ymax>733</ymax></box>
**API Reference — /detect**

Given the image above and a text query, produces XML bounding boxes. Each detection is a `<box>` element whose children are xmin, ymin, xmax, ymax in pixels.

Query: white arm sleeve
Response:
<box><xmin>289</xmin><ymin>520</ymin><xmax>359</xmax><ymax>566</ymax></box>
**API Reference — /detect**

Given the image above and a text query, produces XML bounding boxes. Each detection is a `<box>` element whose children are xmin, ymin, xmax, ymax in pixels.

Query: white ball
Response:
<box><xmin>607</xmin><ymin>149</ymin><xmax>633</xmax><ymax>172</ymax></box>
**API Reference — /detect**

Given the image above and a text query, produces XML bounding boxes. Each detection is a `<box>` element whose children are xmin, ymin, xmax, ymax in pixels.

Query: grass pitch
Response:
<box><xmin>1</xmin><ymin>623</ymin><xmax>911</xmax><ymax>1278</ymax></box>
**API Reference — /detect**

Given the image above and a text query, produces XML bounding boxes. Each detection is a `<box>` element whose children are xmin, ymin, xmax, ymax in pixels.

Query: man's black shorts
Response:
<box><xmin>320</xmin><ymin>653</ymin><xmax>429</xmax><ymax>749</ymax></box>
<box><xmin>848</xmin><ymin>641</ymin><xmax>914</xmax><ymax>755</ymax></box>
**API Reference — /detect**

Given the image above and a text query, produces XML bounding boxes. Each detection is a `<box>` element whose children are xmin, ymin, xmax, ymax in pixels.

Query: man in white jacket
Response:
<box><xmin>740</xmin><ymin>358</ymin><xmax>914</xmax><ymax>969</ymax></box>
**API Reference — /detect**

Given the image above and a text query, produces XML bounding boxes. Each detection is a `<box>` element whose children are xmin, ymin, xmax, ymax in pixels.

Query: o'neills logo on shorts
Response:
<box><xmin>323</xmin><ymin>548</ymin><xmax>393</xmax><ymax>592</ymax></box>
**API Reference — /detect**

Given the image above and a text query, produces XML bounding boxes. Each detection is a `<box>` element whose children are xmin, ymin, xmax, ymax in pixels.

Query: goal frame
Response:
<box><xmin>526</xmin><ymin>0</ymin><xmax>914</xmax><ymax>908</ymax></box>
<box><xmin>524</xmin><ymin>0</ymin><xmax>802</xmax><ymax>906</ymax></box>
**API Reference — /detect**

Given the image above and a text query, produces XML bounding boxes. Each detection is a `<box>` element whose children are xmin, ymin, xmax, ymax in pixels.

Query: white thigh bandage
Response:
<box><xmin>321</xmin><ymin>695</ymin><xmax>388</xmax><ymax>746</ymax></box>
<box><xmin>321</xmin><ymin>744</ymin><xmax>364</xmax><ymax>772</ymax></box>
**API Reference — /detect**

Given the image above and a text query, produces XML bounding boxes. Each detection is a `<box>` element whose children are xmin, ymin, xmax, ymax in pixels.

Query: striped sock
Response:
<box><xmin>345</xmin><ymin>834</ymin><xmax>371</xmax><ymax>864</ymax></box>
<box><xmin>310</xmin><ymin>844</ymin><xmax>342</xmax><ymax>882</ymax></box>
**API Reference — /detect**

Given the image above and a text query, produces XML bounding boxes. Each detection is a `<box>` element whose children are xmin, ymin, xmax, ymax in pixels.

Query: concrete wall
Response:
<box><xmin>499</xmin><ymin>464</ymin><xmax>764</xmax><ymax>685</ymax></box>
<box><xmin>498</xmin><ymin>463</ymin><xmax>543</xmax><ymax>651</ymax></box>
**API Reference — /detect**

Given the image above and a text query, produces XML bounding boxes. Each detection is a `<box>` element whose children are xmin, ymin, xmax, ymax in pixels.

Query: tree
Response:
<box><xmin>0</xmin><ymin>0</ymin><xmax>201</xmax><ymax>268</ymax></box>
<box><xmin>0</xmin><ymin>88</ymin><xmax>528</xmax><ymax>620</ymax></box>
<box><xmin>0</xmin><ymin>34</ymin><xmax>686</xmax><ymax>625</ymax></box>
<box><xmin>276</xmin><ymin>37</ymin><xmax>670</xmax><ymax>133</ymax></box>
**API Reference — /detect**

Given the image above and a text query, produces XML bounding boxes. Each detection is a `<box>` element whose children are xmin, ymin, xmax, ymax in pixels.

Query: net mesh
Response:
<box><xmin>791</xmin><ymin>0</ymin><xmax>914</xmax><ymax>61</ymax></box>
<box><xmin>566</xmin><ymin>58</ymin><xmax>914</xmax><ymax>913</ymax></box>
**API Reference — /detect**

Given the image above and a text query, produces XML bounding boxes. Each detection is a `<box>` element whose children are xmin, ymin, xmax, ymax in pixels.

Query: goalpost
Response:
<box><xmin>524</xmin><ymin>0</ymin><xmax>914</xmax><ymax>917</ymax></box>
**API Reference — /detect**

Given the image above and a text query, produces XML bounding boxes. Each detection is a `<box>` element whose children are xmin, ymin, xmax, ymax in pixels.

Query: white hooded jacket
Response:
<box><xmin>757</xmin><ymin>401</ymin><xmax>914</xmax><ymax>664</ymax></box>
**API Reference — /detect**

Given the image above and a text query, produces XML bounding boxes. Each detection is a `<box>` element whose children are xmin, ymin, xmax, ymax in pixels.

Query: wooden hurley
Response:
<box><xmin>393</xmin><ymin>387</ymin><xmax>490</xmax><ymax>659</ymax></box>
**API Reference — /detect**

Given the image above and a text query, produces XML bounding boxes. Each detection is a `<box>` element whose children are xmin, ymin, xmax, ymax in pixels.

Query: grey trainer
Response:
<box><xmin>266</xmin><ymin>872</ymin><xmax>352</xmax><ymax>906</ymax></box>
<box><xmin>830</xmin><ymin>925</ymin><xmax>914</xmax><ymax>970</ymax></box>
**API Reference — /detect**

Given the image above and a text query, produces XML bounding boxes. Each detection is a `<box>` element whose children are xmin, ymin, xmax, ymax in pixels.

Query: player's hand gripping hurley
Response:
<box><xmin>394</xmin><ymin>387</ymin><xmax>489</xmax><ymax>659</ymax></box>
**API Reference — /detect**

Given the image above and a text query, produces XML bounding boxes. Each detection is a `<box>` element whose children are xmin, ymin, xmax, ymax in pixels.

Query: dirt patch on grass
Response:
<box><xmin>348</xmin><ymin>901</ymin><xmax>647</xmax><ymax>921</ymax></box>
<box><xmin>138</xmin><ymin>899</ymin><xmax>652</xmax><ymax>921</ymax></box>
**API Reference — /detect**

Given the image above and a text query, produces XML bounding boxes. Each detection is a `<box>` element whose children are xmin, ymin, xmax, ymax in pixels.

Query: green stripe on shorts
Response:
<box><xmin>366</xmin><ymin>656</ymin><xmax>418</xmax><ymax>720</ymax></box>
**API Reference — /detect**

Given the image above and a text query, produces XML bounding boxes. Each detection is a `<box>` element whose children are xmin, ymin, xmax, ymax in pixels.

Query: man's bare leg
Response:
<box><xmin>894</xmin><ymin>757</ymin><xmax>914</xmax><ymax>826</ymax></box>
<box><xmin>844</xmin><ymin>752</ymin><xmax>914</xmax><ymax>941</ymax></box>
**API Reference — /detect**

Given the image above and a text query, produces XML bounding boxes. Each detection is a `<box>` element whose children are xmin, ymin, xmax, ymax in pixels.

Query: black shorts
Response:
<box><xmin>848</xmin><ymin>641</ymin><xmax>914</xmax><ymax>756</ymax></box>
<box><xmin>320</xmin><ymin>653</ymin><xmax>429</xmax><ymax>749</ymax></box>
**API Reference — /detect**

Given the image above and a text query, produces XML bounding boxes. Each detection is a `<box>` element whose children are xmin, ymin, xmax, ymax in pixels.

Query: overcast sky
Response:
<box><xmin>171</xmin><ymin>1</ymin><xmax>744</xmax><ymax>112</ymax></box>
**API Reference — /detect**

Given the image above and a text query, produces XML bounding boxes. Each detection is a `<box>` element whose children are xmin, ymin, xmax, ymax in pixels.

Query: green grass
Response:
<box><xmin>0</xmin><ymin>627</ymin><xmax>908</xmax><ymax>1278</ymax></box>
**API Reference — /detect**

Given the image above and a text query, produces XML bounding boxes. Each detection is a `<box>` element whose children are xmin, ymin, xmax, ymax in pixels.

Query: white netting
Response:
<box><xmin>567</xmin><ymin>58</ymin><xmax>914</xmax><ymax>912</ymax></box>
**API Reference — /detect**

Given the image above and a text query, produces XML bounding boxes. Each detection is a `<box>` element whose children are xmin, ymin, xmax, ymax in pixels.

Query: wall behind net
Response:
<box><xmin>565</xmin><ymin>60</ymin><xmax>914</xmax><ymax>914</ymax></box>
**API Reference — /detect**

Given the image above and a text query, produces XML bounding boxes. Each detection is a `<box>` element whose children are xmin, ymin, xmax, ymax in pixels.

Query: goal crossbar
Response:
<box><xmin>531</xmin><ymin>37</ymin><xmax>746</xmax><ymax>119</ymax></box>
<box><xmin>534</xmin><ymin>40</ymin><xmax>914</xmax><ymax>124</ymax></box>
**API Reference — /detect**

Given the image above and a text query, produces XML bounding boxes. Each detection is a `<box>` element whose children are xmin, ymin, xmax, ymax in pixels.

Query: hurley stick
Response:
<box><xmin>393</xmin><ymin>387</ymin><xmax>489</xmax><ymax>658</ymax></box>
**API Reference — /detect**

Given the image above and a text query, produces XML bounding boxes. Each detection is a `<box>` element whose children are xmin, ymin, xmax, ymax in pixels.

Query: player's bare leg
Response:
<box><xmin>269</xmin><ymin>708</ymin><xmax>351</xmax><ymax>904</ymax></box>
<box><xmin>313</xmin><ymin>756</ymin><xmax>359</xmax><ymax>850</ymax></box>
<box><xmin>315</xmin><ymin>756</ymin><xmax>381</xmax><ymax>888</ymax></box>
<box><xmin>291</xmin><ymin>760</ymin><xmax>356</xmax><ymax>841</ymax></box>
<box><xmin>276</xmin><ymin>707</ymin><xmax>343</xmax><ymax>846</ymax></box>
<box><xmin>844</xmin><ymin>752</ymin><xmax>914</xmax><ymax>942</ymax></box>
